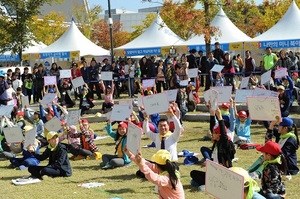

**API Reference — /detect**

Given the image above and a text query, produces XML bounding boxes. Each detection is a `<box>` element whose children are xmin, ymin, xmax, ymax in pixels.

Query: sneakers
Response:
<box><xmin>282</xmin><ymin>175</ymin><xmax>292</xmax><ymax>181</ymax></box>
<box><xmin>143</xmin><ymin>142</ymin><xmax>156</xmax><ymax>148</ymax></box>
<box><xmin>198</xmin><ymin>185</ymin><xmax>205</xmax><ymax>191</ymax></box>
<box><xmin>102</xmin><ymin>163</ymin><xmax>114</xmax><ymax>170</ymax></box>
<box><xmin>249</xmin><ymin>172</ymin><xmax>260</xmax><ymax>180</ymax></box>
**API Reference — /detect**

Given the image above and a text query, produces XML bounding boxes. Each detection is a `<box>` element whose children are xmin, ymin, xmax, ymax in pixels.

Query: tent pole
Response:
<box><xmin>108</xmin><ymin>0</ymin><xmax>114</xmax><ymax>63</ymax></box>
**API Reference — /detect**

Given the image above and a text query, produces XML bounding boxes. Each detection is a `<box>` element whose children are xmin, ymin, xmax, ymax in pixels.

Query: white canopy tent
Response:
<box><xmin>115</xmin><ymin>14</ymin><xmax>184</xmax><ymax>56</ymax></box>
<box><xmin>251</xmin><ymin>1</ymin><xmax>300</xmax><ymax>50</ymax></box>
<box><xmin>40</xmin><ymin>21</ymin><xmax>110</xmax><ymax>57</ymax></box>
<box><xmin>177</xmin><ymin>8</ymin><xmax>252</xmax><ymax>51</ymax></box>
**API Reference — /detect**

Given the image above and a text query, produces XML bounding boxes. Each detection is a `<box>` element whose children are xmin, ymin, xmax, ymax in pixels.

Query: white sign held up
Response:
<box><xmin>44</xmin><ymin>76</ymin><xmax>56</xmax><ymax>86</ymax></box>
<box><xmin>101</xmin><ymin>72</ymin><xmax>113</xmax><ymax>81</ymax></box>
<box><xmin>247</xmin><ymin>97</ymin><xmax>281</xmax><ymax>121</ymax></box>
<box><xmin>24</xmin><ymin>127</ymin><xmax>37</xmax><ymax>147</ymax></box>
<box><xmin>21</xmin><ymin>96</ymin><xmax>30</xmax><ymax>108</ymax></box>
<box><xmin>66</xmin><ymin>110</ymin><xmax>81</xmax><ymax>126</ymax></box>
<box><xmin>143</xmin><ymin>93</ymin><xmax>169</xmax><ymax>115</ymax></box>
<box><xmin>3</xmin><ymin>127</ymin><xmax>23</xmax><ymax>143</ymax></box>
<box><xmin>71</xmin><ymin>76</ymin><xmax>85</xmax><ymax>88</ymax></box>
<box><xmin>127</xmin><ymin>122</ymin><xmax>142</xmax><ymax>155</ymax></box>
<box><xmin>164</xmin><ymin>89</ymin><xmax>178</xmax><ymax>102</ymax></box>
<box><xmin>211</xmin><ymin>86</ymin><xmax>232</xmax><ymax>103</ymax></box>
<box><xmin>211</xmin><ymin>64</ymin><xmax>224</xmax><ymax>73</ymax></box>
<box><xmin>110</xmin><ymin>105</ymin><xmax>132</xmax><ymax>122</ymax></box>
<box><xmin>59</xmin><ymin>70</ymin><xmax>72</xmax><ymax>78</ymax></box>
<box><xmin>239</xmin><ymin>77</ymin><xmax>250</xmax><ymax>89</ymax></box>
<box><xmin>187</xmin><ymin>68</ymin><xmax>198</xmax><ymax>78</ymax></box>
<box><xmin>142</xmin><ymin>79</ymin><xmax>155</xmax><ymax>89</ymax></box>
<box><xmin>41</xmin><ymin>93</ymin><xmax>57</xmax><ymax>105</ymax></box>
<box><xmin>275</xmin><ymin>68</ymin><xmax>287</xmax><ymax>79</ymax></box>
<box><xmin>260</xmin><ymin>70</ymin><xmax>272</xmax><ymax>85</ymax></box>
<box><xmin>234</xmin><ymin>89</ymin><xmax>254</xmax><ymax>103</ymax></box>
<box><xmin>44</xmin><ymin>117</ymin><xmax>62</xmax><ymax>132</ymax></box>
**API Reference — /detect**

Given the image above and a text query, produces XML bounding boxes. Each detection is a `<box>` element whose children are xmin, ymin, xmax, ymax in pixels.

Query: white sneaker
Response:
<box><xmin>249</xmin><ymin>172</ymin><xmax>259</xmax><ymax>180</ymax></box>
<box><xmin>282</xmin><ymin>175</ymin><xmax>292</xmax><ymax>181</ymax></box>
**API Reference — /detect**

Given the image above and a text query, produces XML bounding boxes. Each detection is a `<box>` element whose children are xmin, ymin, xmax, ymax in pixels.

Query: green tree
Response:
<box><xmin>0</xmin><ymin>0</ymin><xmax>61</xmax><ymax>61</ymax></box>
<box><xmin>72</xmin><ymin>4</ymin><xmax>102</xmax><ymax>40</ymax></box>
<box><xmin>30</xmin><ymin>11</ymin><xmax>67</xmax><ymax>45</ymax></box>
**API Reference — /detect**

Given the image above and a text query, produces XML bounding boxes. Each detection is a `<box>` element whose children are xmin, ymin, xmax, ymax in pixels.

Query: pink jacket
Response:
<box><xmin>130</xmin><ymin>156</ymin><xmax>185</xmax><ymax>199</ymax></box>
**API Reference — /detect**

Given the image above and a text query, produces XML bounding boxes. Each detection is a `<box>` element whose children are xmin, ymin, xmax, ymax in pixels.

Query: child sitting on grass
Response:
<box><xmin>100</xmin><ymin>121</ymin><xmax>130</xmax><ymax>169</ymax></box>
<box><xmin>101</xmin><ymin>82</ymin><xmax>114</xmax><ymax>114</ymax></box>
<box><xmin>125</xmin><ymin>149</ymin><xmax>185</xmax><ymax>199</ymax></box>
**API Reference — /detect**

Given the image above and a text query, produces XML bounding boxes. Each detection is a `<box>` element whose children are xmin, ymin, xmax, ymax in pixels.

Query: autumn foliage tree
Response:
<box><xmin>91</xmin><ymin>19</ymin><xmax>130</xmax><ymax>49</ymax></box>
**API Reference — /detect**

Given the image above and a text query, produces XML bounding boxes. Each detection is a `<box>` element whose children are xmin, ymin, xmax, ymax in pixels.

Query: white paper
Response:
<box><xmin>41</xmin><ymin>93</ymin><xmax>57</xmax><ymax>105</ymax></box>
<box><xmin>44</xmin><ymin>76</ymin><xmax>56</xmax><ymax>86</ymax></box>
<box><xmin>110</xmin><ymin>105</ymin><xmax>132</xmax><ymax>122</ymax></box>
<box><xmin>21</xmin><ymin>96</ymin><xmax>30</xmax><ymax>107</ymax></box>
<box><xmin>127</xmin><ymin>122</ymin><xmax>142</xmax><ymax>155</ymax></box>
<box><xmin>275</xmin><ymin>68</ymin><xmax>287</xmax><ymax>79</ymax></box>
<box><xmin>235</xmin><ymin>89</ymin><xmax>254</xmax><ymax>103</ymax></box>
<box><xmin>78</xmin><ymin>182</ymin><xmax>105</xmax><ymax>189</ymax></box>
<box><xmin>142</xmin><ymin>79</ymin><xmax>155</xmax><ymax>89</ymax></box>
<box><xmin>119</xmin><ymin>99</ymin><xmax>133</xmax><ymax>109</ymax></box>
<box><xmin>210</xmin><ymin>89</ymin><xmax>219</xmax><ymax>111</ymax></box>
<box><xmin>143</xmin><ymin>93</ymin><xmax>169</xmax><ymax>115</ymax></box>
<box><xmin>164</xmin><ymin>89</ymin><xmax>178</xmax><ymax>102</ymax></box>
<box><xmin>0</xmin><ymin>105</ymin><xmax>14</xmax><ymax>117</ymax></box>
<box><xmin>7</xmin><ymin>99</ymin><xmax>15</xmax><ymax>106</ymax></box>
<box><xmin>211</xmin><ymin>64</ymin><xmax>224</xmax><ymax>73</ymax></box>
<box><xmin>71</xmin><ymin>76</ymin><xmax>85</xmax><ymax>88</ymax></box>
<box><xmin>187</xmin><ymin>68</ymin><xmax>198</xmax><ymax>78</ymax></box>
<box><xmin>3</xmin><ymin>127</ymin><xmax>23</xmax><ymax>143</ymax></box>
<box><xmin>247</xmin><ymin>97</ymin><xmax>281</xmax><ymax>121</ymax></box>
<box><xmin>239</xmin><ymin>77</ymin><xmax>250</xmax><ymax>89</ymax></box>
<box><xmin>260</xmin><ymin>70</ymin><xmax>272</xmax><ymax>85</ymax></box>
<box><xmin>59</xmin><ymin>69</ymin><xmax>72</xmax><ymax>78</ymax></box>
<box><xmin>137</xmin><ymin>95</ymin><xmax>143</xmax><ymax>107</ymax></box>
<box><xmin>24</xmin><ymin>127</ymin><xmax>37</xmax><ymax>147</ymax></box>
<box><xmin>203</xmin><ymin>89</ymin><xmax>211</xmax><ymax>103</ymax></box>
<box><xmin>101</xmin><ymin>71</ymin><xmax>113</xmax><ymax>81</ymax></box>
<box><xmin>44</xmin><ymin>117</ymin><xmax>62</xmax><ymax>132</ymax></box>
<box><xmin>66</xmin><ymin>110</ymin><xmax>81</xmax><ymax>126</ymax></box>
<box><xmin>253</xmin><ymin>87</ymin><xmax>278</xmax><ymax>97</ymax></box>
<box><xmin>211</xmin><ymin>86</ymin><xmax>232</xmax><ymax>103</ymax></box>
<box><xmin>179</xmin><ymin>80</ymin><xmax>189</xmax><ymax>87</ymax></box>
<box><xmin>206</xmin><ymin>160</ymin><xmax>244</xmax><ymax>199</ymax></box>
<box><xmin>105</xmin><ymin>111</ymin><xmax>112</xmax><ymax>120</ymax></box>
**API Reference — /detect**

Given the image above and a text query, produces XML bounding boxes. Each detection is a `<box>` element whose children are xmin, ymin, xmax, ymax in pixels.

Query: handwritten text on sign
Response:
<box><xmin>143</xmin><ymin>93</ymin><xmax>169</xmax><ymax>115</ymax></box>
<box><xmin>247</xmin><ymin>97</ymin><xmax>281</xmax><ymax>121</ymax></box>
<box><xmin>205</xmin><ymin>160</ymin><xmax>244</xmax><ymax>199</ymax></box>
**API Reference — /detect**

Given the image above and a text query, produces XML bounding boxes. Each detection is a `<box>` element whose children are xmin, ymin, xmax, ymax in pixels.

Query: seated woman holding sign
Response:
<box><xmin>190</xmin><ymin>107</ymin><xmax>235</xmax><ymax>191</ymax></box>
<box><xmin>100</xmin><ymin>120</ymin><xmax>130</xmax><ymax>170</ymax></box>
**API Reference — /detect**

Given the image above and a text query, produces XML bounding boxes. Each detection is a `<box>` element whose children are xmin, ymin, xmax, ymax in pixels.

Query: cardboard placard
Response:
<box><xmin>211</xmin><ymin>64</ymin><xmax>224</xmax><ymax>73</ymax></box>
<box><xmin>234</xmin><ymin>89</ymin><xmax>254</xmax><ymax>103</ymax></box>
<box><xmin>187</xmin><ymin>68</ymin><xmax>198</xmax><ymax>78</ymax></box>
<box><xmin>205</xmin><ymin>160</ymin><xmax>244</xmax><ymax>199</ymax></box>
<box><xmin>142</xmin><ymin>79</ymin><xmax>155</xmax><ymax>89</ymax></box>
<box><xmin>0</xmin><ymin>105</ymin><xmax>14</xmax><ymax>117</ymax></box>
<box><xmin>275</xmin><ymin>68</ymin><xmax>287</xmax><ymax>79</ymax></box>
<box><xmin>211</xmin><ymin>86</ymin><xmax>232</xmax><ymax>103</ymax></box>
<box><xmin>101</xmin><ymin>71</ymin><xmax>113</xmax><ymax>81</ymax></box>
<box><xmin>59</xmin><ymin>69</ymin><xmax>72</xmax><ymax>78</ymax></box>
<box><xmin>247</xmin><ymin>97</ymin><xmax>281</xmax><ymax>121</ymax></box>
<box><xmin>260</xmin><ymin>70</ymin><xmax>272</xmax><ymax>85</ymax></box>
<box><xmin>41</xmin><ymin>93</ymin><xmax>57</xmax><ymax>105</ymax></box>
<box><xmin>24</xmin><ymin>127</ymin><xmax>37</xmax><ymax>147</ymax></box>
<box><xmin>44</xmin><ymin>117</ymin><xmax>61</xmax><ymax>132</ymax></box>
<box><xmin>253</xmin><ymin>87</ymin><xmax>278</xmax><ymax>97</ymax></box>
<box><xmin>3</xmin><ymin>127</ymin><xmax>23</xmax><ymax>143</ymax></box>
<box><xmin>164</xmin><ymin>89</ymin><xmax>178</xmax><ymax>102</ymax></box>
<box><xmin>21</xmin><ymin>96</ymin><xmax>30</xmax><ymax>107</ymax></box>
<box><xmin>239</xmin><ymin>77</ymin><xmax>250</xmax><ymax>89</ymax></box>
<box><xmin>110</xmin><ymin>105</ymin><xmax>132</xmax><ymax>122</ymax></box>
<box><xmin>143</xmin><ymin>93</ymin><xmax>169</xmax><ymax>115</ymax></box>
<box><xmin>44</xmin><ymin>76</ymin><xmax>56</xmax><ymax>86</ymax></box>
<box><xmin>71</xmin><ymin>76</ymin><xmax>85</xmax><ymax>88</ymax></box>
<box><xmin>66</xmin><ymin>110</ymin><xmax>81</xmax><ymax>126</ymax></box>
<box><xmin>127</xmin><ymin>122</ymin><xmax>142</xmax><ymax>155</ymax></box>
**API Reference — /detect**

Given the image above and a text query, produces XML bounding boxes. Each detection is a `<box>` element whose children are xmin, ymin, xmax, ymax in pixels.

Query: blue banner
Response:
<box><xmin>260</xmin><ymin>39</ymin><xmax>300</xmax><ymax>49</ymax></box>
<box><xmin>187</xmin><ymin>43</ymin><xmax>229</xmax><ymax>52</ymax></box>
<box><xmin>40</xmin><ymin>51</ymin><xmax>71</xmax><ymax>59</ymax></box>
<box><xmin>125</xmin><ymin>47</ymin><xmax>161</xmax><ymax>56</ymax></box>
<box><xmin>0</xmin><ymin>54</ymin><xmax>20</xmax><ymax>62</ymax></box>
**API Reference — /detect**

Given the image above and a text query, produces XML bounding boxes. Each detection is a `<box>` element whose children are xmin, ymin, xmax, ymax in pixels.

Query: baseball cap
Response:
<box><xmin>292</xmin><ymin>72</ymin><xmax>299</xmax><ymax>77</ymax></box>
<box><xmin>16</xmin><ymin>111</ymin><xmax>24</xmax><ymax>117</ymax></box>
<box><xmin>256</xmin><ymin>141</ymin><xmax>281</xmax><ymax>156</ymax></box>
<box><xmin>238</xmin><ymin>110</ymin><xmax>247</xmax><ymax>118</ymax></box>
<box><xmin>277</xmin><ymin>85</ymin><xmax>285</xmax><ymax>91</ymax></box>
<box><xmin>151</xmin><ymin>150</ymin><xmax>171</xmax><ymax>165</ymax></box>
<box><xmin>221</xmin><ymin>103</ymin><xmax>230</xmax><ymax>109</ymax></box>
<box><xmin>213</xmin><ymin>123</ymin><xmax>228</xmax><ymax>134</ymax></box>
<box><xmin>46</xmin><ymin>131</ymin><xmax>58</xmax><ymax>140</ymax></box>
<box><xmin>81</xmin><ymin>119</ymin><xmax>89</xmax><ymax>124</ymax></box>
<box><xmin>279</xmin><ymin>117</ymin><xmax>293</xmax><ymax>127</ymax></box>
<box><xmin>118</xmin><ymin>122</ymin><xmax>128</xmax><ymax>129</ymax></box>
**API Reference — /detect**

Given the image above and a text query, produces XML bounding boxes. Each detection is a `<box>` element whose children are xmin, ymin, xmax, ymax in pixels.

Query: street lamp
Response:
<box><xmin>107</xmin><ymin>0</ymin><xmax>114</xmax><ymax>64</ymax></box>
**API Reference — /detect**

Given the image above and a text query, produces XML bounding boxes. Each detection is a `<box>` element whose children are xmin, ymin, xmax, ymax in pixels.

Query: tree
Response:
<box><xmin>91</xmin><ymin>19</ymin><xmax>130</xmax><ymax>49</ymax></box>
<box><xmin>72</xmin><ymin>4</ymin><xmax>102</xmax><ymax>40</ymax></box>
<box><xmin>30</xmin><ymin>11</ymin><xmax>67</xmax><ymax>45</ymax></box>
<box><xmin>0</xmin><ymin>0</ymin><xmax>61</xmax><ymax>61</ymax></box>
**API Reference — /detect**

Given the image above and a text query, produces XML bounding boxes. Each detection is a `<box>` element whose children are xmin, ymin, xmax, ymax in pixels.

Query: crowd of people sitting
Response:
<box><xmin>0</xmin><ymin>44</ymin><xmax>300</xmax><ymax>198</ymax></box>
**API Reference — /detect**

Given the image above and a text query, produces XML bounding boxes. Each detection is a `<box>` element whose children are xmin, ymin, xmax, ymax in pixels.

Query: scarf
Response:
<box><xmin>159</xmin><ymin>131</ymin><xmax>172</xmax><ymax>140</ymax></box>
<box><xmin>33</xmin><ymin>119</ymin><xmax>40</xmax><ymax>124</ymax></box>
<box><xmin>221</xmin><ymin>110</ymin><xmax>229</xmax><ymax>115</ymax></box>
<box><xmin>262</xmin><ymin>156</ymin><xmax>281</xmax><ymax>170</ymax></box>
<box><xmin>48</xmin><ymin>143</ymin><xmax>58</xmax><ymax>151</ymax></box>
<box><xmin>280</xmin><ymin>132</ymin><xmax>296</xmax><ymax>140</ymax></box>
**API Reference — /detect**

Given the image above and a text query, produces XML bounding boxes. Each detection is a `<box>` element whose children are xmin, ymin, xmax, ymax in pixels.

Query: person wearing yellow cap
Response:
<box><xmin>277</xmin><ymin>85</ymin><xmax>290</xmax><ymax>117</ymax></box>
<box><xmin>229</xmin><ymin>167</ymin><xmax>265</xmax><ymax>199</ymax></box>
<box><xmin>125</xmin><ymin>149</ymin><xmax>185</xmax><ymax>199</ymax></box>
<box><xmin>28</xmin><ymin>131</ymin><xmax>72</xmax><ymax>179</ymax></box>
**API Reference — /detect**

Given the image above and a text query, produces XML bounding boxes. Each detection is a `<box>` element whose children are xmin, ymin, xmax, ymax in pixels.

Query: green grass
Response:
<box><xmin>1</xmin><ymin>122</ymin><xmax>300</xmax><ymax>199</ymax></box>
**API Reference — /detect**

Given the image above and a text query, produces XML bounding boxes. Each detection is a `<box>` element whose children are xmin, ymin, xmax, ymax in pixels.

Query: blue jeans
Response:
<box><xmin>10</xmin><ymin>157</ymin><xmax>40</xmax><ymax>167</ymax></box>
<box><xmin>200</xmin><ymin>146</ymin><xmax>212</xmax><ymax>160</ymax></box>
<box><xmin>128</xmin><ymin>78</ymin><xmax>135</xmax><ymax>97</ymax></box>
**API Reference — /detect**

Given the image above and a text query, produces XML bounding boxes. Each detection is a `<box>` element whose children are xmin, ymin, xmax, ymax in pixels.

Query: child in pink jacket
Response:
<box><xmin>126</xmin><ymin>149</ymin><xmax>185</xmax><ymax>199</ymax></box>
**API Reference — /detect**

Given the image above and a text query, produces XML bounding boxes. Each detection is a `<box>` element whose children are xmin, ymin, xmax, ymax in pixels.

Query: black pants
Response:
<box><xmin>28</xmin><ymin>166</ymin><xmax>63</xmax><ymax>179</ymax></box>
<box><xmin>190</xmin><ymin>170</ymin><xmax>206</xmax><ymax>185</ymax></box>
<box><xmin>156</xmin><ymin>81</ymin><xmax>166</xmax><ymax>93</ymax></box>
<box><xmin>89</xmin><ymin>82</ymin><xmax>102</xmax><ymax>99</ymax></box>
<box><xmin>69</xmin><ymin>144</ymin><xmax>93</xmax><ymax>157</ymax></box>
<box><xmin>205</xmin><ymin>75</ymin><xmax>211</xmax><ymax>91</ymax></box>
<box><xmin>102</xmin><ymin>102</ymin><xmax>114</xmax><ymax>112</ymax></box>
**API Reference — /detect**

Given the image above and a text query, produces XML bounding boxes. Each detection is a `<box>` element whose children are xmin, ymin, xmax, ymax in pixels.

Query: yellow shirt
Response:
<box><xmin>116</xmin><ymin>138</ymin><xmax>124</xmax><ymax>158</ymax></box>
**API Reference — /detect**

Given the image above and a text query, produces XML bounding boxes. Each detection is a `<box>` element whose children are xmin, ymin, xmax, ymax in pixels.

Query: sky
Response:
<box><xmin>89</xmin><ymin>0</ymin><xmax>264</xmax><ymax>13</ymax></box>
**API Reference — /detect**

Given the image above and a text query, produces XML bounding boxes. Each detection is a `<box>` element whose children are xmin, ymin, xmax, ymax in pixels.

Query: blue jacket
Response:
<box><xmin>276</xmin><ymin>75</ymin><xmax>294</xmax><ymax>104</ymax></box>
<box><xmin>105</xmin><ymin>123</ymin><xmax>131</xmax><ymax>164</ymax></box>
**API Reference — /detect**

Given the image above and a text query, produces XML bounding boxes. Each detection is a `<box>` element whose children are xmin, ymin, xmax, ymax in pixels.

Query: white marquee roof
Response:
<box><xmin>40</xmin><ymin>21</ymin><xmax>110</xmax><ymax>56</ymax></box>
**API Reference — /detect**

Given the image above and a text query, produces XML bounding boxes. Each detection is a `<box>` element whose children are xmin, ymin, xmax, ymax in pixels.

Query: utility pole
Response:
<box><xmin>107</xmin><ymin>0</ymin><xmax>114</xmax><ymax>63</ymax></box>
<box><xmin>204</xmin><ymin>0</ymin><xmax>211</xmax><ymax>54</ymax></box>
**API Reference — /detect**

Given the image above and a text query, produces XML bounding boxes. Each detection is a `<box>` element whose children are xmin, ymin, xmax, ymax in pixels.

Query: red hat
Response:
<box><xmin>118</xmin><ymin>122</ymin><xmax>128</xmax><ymax>129</ymax></box>
<box><xmin>256</xmin><ymin>141</ymin><xmax>281</xmax><ymax>156</ymax></box>
<box><xmin>81</xmin><ymin>119</ymin><xmax>89</xmax><ymax>124</ymax></box>
<box><xmin>213</xmin><ymin>124</ymin><xmax>227</xmax><ymax>135</ymax></box>
<box><xmin>238</xmin><ymin>110</ymin><xmax>247</xmax><ymax>118</ymax></box>
<box><xmin>221</xmin><ymin>103</ymin><xmax>230</xmax><ymax>109</ymax></box>
<box><xmin>60</xmin><ymin>119</ymin><xmax>66</xmax><ymax>124</ymax></box>
<box><xmin>63</xmin><ymin>80</ymin><xmax>69</xmax><ymax>85</ymax></box>
<box><xmin>292</xmin><ymin>72</ymin><xmax>299</xmax><ymax>77</ymax></box>
<box><xmin>16</xmin><ymin>111</ymin><xmax>24</xmax><ymax>117</ymax></box>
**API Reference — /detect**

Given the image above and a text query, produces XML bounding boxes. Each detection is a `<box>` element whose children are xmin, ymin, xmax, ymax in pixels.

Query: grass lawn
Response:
<box><xmin>1</xmin><ymin>121</ymin><xmax>300</xmax><ymax>199</ymax></box>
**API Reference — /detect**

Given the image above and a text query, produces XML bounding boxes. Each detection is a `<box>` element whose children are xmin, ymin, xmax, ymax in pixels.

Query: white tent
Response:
<box><xmin>24</xmin><ymin>41</ymin><xmax>47</xmax><ymax>53</ymax></box>
<box><xmin>115</xmin><ymin>14</ymin><xmax>184</xmax><ymax>56</ymax></box>
<box><xmin>253</xmin><ymin>1</ymin><xmax>300</xmax><ymax>41</ymax></box>
<box><xmin>40</xmin><ymin>21</ymin><xmax>110</xmax><ymax>56</ymax></box>
<box><xmin>178</xmin><ymin>8</ymin><xmax>251</xmax><ymax>48</ymax></box>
